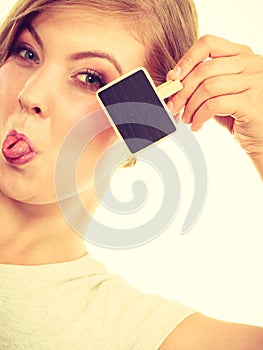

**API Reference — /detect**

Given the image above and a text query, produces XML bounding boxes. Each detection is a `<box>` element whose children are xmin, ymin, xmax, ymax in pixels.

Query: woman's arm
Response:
<box><xmin>250</xmin><ymin>154</ymin><xmax>263</xmax><ymax>181</ymax></box>
<box><xmin>167</xmin><ymin>35</ymin><xmax>263</xmax><ymax>181</ymax></box>
<box><xmin>159</xmin><ymin>312</ymin><xmax>263</xmax><ymax>350</ymax></box>
<box><xmin>158</xmin><ymin>35</ymin><xmax>263</xmax><ymax>349</ymax></box>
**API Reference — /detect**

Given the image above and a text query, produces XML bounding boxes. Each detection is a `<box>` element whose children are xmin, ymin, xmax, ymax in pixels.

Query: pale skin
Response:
<box><xmin>0</xmin><ymin>9</ymin><xmax>262</xmax><ymax>350</ymax></box>
<box><xmin>167</xmin><ymin>35</ymin><xmax>263</xmax><ymax>181</ymax></box>
<box><xmin>0</xmin><ymin>10</ymin><xmax>145</xmax><ymax>264</ymax></box>
<box><xmin>161</xmin><ymin>34</ymin><xmax>263</xmax><ymax>349</ymax></box>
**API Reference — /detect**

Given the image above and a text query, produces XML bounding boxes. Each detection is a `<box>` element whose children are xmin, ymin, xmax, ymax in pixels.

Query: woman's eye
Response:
<box><xmin>9</xmin><ymin>45</ymin><xmax>40</xmax><ymax>63</ymax></box>
<box><xmin>20</xmin><ymin>49</ymin><xmax>37</xmax><ymax>61</ymax></box>
<box><xmin>73</xmin><ymin>69</ymin><xmax>106</xmax><ymax>91</ymax></box>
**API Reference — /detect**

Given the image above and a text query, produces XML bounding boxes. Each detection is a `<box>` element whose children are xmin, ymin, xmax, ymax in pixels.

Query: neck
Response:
<box><xmin>0</xmin><ymin>191</ymin><xmax>96</xmax><ymax>265</ymax></box>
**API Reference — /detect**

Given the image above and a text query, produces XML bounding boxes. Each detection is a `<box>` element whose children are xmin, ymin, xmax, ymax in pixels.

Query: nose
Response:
<box><xmin>18</xmin><ymin>97</ymin><xmax>43</xmax><ymax>116</ymax></box>
<box><xmin>18</xmin><ymin>66</ymin><xmax>55</xmax><ymax>118</ymax></box>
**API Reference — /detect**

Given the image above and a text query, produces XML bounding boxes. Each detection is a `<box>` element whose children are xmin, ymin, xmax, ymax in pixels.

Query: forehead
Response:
<box><xmin>25</xmin><ymin>9</ymin><xmax>146</xmax><ymax>72</ymax></box>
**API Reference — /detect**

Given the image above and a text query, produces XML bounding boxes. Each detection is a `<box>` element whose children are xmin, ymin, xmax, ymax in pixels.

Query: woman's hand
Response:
<box><xmin>167</xmin><ymin>35</ymin><xmax>263</xmax><ymax>178</ymax></box>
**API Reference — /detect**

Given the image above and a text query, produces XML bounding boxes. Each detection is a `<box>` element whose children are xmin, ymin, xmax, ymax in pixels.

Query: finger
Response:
<box><xmin>189</xmin><ymin>93</ymin><xmax>250</xmax><ymax>131</ymax></box>
<box><xmin>213</xmin><ymin>115</ymin><xmax>235</xmax><ymax>133</ymax></box>
<box><xmin>168</xmin><ymin>55</ymin><xmax>248</xmax><ymax>114</ymax></box>
<box><xmin>168</xmin><ymin>34</ymin><xmax>253</xmax><ymax>81</ymax></box>
<box><xmin>183</xmin><ymin>74</ymin><xmax>249</xmax><ymax>124</ymax></box>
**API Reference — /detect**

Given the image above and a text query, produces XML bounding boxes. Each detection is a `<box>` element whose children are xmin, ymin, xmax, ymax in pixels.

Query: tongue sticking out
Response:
<box><xmin>2</xmin><ymin>135</ymin><xmax>32</xmax><ymax>160</ymax></box>
<box><xmin>2</xmin><ymin>131</ymin><xmax>39</xmax><ymax>165</ymax></box>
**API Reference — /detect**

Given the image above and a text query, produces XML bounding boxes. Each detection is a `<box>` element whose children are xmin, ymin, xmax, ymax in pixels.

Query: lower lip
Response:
<box><xmin>2</xmin><ymin>130</ymin><xmax>39</xmax><ymax>166</ymax></box>
<box><xmin>4</xmin><ymin>152</ymin><xmax>38</xmax><ymax>166</ymax></box>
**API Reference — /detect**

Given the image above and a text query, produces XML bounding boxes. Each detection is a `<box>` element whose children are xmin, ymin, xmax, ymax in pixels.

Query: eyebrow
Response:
<box><xmin>26</xmin><ymin>25</ymin><xmax>123</xmax><ymax>76</ymax></box>
<box><xmin>68</xmin><ymin>51</ymin><xmax>123</xmax><ymax>75</ymax></box>
<box><xmin>27</xmin><ymin>24</ymin><xmax>43</xmax><ymax>50</ymax></box>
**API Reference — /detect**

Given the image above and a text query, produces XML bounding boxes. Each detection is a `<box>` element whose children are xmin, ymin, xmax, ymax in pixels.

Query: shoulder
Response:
<box><xmin>158</xmin><ymin>313</ymin><xmax>263</xmax><ymax>350</ymax></box>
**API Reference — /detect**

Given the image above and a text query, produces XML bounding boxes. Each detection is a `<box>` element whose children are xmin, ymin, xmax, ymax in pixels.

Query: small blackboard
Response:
<box><xmin>97</xmin><ymin>68</ymin><xmax>176</xmax><ymax>154</ymax></box>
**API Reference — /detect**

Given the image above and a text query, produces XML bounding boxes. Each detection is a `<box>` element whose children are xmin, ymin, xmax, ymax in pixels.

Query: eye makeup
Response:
<box><xmin>71</xmin><ymin>69</ymin><xmax>106</xmax><ymax>92</ymax></box>
<box><xmin>9</xmin><ymin>44</ymin><xmax>40</xmax><ymax>64</ymax></box>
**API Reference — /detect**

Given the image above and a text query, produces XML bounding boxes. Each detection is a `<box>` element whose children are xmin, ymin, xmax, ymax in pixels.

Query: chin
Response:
<box><xmin>1</xmin><ymin>185</ymin><xmax>58</xmax><ymax>205</ymax></box>
<box><xmin>0</xmin><ymin>174</ymin><xmax>56</xmax><ymax>206</ymax></box>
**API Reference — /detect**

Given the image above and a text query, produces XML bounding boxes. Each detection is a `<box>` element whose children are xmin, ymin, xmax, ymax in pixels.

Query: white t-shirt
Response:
<box><xmin>0</xmin><ymin>253</ymin><xmax>196</xmax><ymax>349</ymax></box>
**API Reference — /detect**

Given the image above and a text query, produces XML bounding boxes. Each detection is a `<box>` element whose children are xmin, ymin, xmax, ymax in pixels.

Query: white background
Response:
<box><xmin>1</xmin><ymin>1</ymin><xmax>263</xmax><ymax>326</ymax></box>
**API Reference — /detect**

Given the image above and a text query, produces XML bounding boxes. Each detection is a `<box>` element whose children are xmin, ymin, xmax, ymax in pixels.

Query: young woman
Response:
<box><xmin>0</xmin><ymin>0</ymin><xmax>262</xmax><ymax>349</ymax></box>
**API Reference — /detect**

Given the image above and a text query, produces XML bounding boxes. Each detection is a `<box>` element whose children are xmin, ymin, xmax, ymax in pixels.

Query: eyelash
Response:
<box><xmin>9</xmin><ymin>44</ymin><xmax>106</xmax><ymax>92</ymax></box>
<box><xmin>72</xmin><ymin>69</ymin><xmax>106</xmax><ymax>91</ymax></box>
<box><xmin>9</xmin><ymin>44</ymin><xmax>40</xmax><ymax>63</ymax></box>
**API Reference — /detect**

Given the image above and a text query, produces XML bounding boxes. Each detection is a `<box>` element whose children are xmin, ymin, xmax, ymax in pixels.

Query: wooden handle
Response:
<box><xmin>157</xmin><ymin>79</ymin><xmax>183</xmax><ymax>100</ymax></box>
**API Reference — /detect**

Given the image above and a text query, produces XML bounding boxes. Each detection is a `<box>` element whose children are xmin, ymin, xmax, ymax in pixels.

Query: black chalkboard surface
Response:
<box><xmin>97</xmin><ymin>67</ymin><xmax>180</xmax><ymax>154</ymax></box>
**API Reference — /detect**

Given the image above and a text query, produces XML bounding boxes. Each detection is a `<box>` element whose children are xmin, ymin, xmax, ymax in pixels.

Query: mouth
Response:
<box><xmin>2</xmin><ymin>130</ymin><xmax>40</xmax><ymax>166</ymax></box>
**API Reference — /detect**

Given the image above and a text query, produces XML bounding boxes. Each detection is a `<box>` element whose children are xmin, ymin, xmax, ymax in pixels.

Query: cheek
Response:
<box><xmin>0</xmin><ymin>65</ymin><xmax>17</xmax><ymax>111</ymax></box>
<box><xmin>77</xmin><ymin>126</ymin><xmax>119</xmax><ymax>191</ymax></box>
<box><xmin>57</xmin><ymin>97</ymin><xmax>119</xmax><ymax>192</ymax></box>
<box><xmin>0</xmin><ymin>62</ymin><xmax>31</xmax><ymax>119</ymax></box>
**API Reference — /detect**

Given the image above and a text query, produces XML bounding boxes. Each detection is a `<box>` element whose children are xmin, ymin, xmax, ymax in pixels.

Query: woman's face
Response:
<box><xmin>0</xmin><ymin>9</ymin><xmax>145</xmax><ymax>204</ymax></box>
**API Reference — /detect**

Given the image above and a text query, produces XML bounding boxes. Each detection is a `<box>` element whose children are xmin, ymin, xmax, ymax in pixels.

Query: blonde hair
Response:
<box><xmin>0</xmin><ymin>0</ymin><xmax>198</xmax><ymax>84</ymax></box>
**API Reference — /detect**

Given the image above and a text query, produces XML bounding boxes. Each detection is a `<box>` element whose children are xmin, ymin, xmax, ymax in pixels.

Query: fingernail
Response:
<box><xmin>167</xmin><ymin>99</ymin><xmax>176</xmax><ymax>114</ymax></box>
<box><xmin>182</xmin><ymin>114</ymin><xmax>188</xmax><ymax>123</ymax></box>
<box><xmin>171</xmin><ymin>66</ymin><xmax>182</xmax><ymax>80</ymax></box>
